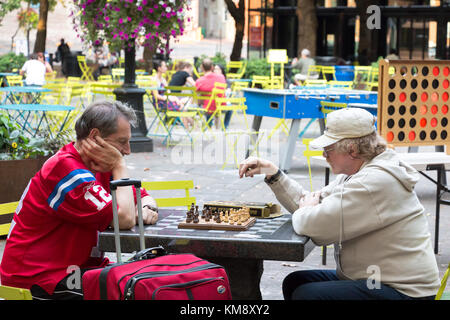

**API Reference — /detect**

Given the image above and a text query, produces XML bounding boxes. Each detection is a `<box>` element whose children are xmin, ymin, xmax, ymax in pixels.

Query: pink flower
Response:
<box><xmin>119</xmin><ymin>18</ymin><xmax>123</xmax><ymax>24</ymax></box>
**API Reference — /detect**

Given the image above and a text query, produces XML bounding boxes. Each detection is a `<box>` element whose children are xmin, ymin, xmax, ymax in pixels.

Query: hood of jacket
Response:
<box><xmin>360</xmin><ymin>148</ymin><xmax>420</xmax><ymax>192</ymax></box>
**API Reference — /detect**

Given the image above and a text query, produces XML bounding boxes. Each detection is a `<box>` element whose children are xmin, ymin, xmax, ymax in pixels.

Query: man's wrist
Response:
<box><xmin>264</xmin><ymin>169</ymin><xmax>283</xmax><ymax>184</ymax></box>
<box><xmin>143</xmin><ymin>204</ymin><xmax>158</xmax><ymax>213</ymax></box>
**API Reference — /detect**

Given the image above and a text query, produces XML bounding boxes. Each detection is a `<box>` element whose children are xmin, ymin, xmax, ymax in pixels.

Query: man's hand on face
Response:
<box><xmin>80</xmin><ymin>135</ymin><xmax>124</xmax><ymax>172</ymax></box>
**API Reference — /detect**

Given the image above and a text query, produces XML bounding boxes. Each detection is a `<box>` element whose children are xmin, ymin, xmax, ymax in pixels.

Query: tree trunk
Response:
<box><xmin>224</xmin><ymin>0</ymin><xmax>245</xmax><ymax>61</ymax></box>
<box><xmin>296</xmin><ymin>0</ymin><xmax>318</xmax><ymax>57</ymax></box>
<box><xmin>33</xmin><ymin>0</ymin><xmax>49</xmax><ymax>53</ymax></box>
<box><xmin>143</xmin><ymin>45</ymin><xmax>155</xmax><ymax>74</ymax></box>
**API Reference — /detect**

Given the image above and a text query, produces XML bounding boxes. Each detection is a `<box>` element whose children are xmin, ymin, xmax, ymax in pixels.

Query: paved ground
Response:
<box><xmin>1</xmin><ymin>113</ymin><xmax>448</xmax><ymax>300</ymax></box>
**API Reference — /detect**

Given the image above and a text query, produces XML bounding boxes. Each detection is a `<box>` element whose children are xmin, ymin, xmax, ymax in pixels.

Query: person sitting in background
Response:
<box><xmin>152</xmin><ymin>60</ymin><xmax>192</xmax><ymax>128</ymax></box>
<box><xmin>291</xmin><ymin>48</ymin><xmax>316</xmax><ymax>85</ymax></box>
<box><xmin>0</xmin><ymin>100</ymin><xmax>158</xmax><ymax>300</ymax></box>
<box><xmin>20</xmin><ymin>53</ymin><xmax>46</xmax><ymax>86</ymax></box>
<box><xmin>169</xmin><ymin>61</ymin><xmax>196</xmax><ymax>87</ymax></box>
<box><xmin>195</xmin><ymin>58</ymin><xmax>226</xmax><ymax>129</ymax></box>
<box><xmin>37</xmin><ymin>52</ymin><xmax>53</xmax><ymax>74</ymax></box>
<box><xmin>238</xmin><ymin>107</ymin><xmax>440</xmax><ymax>300</ymax></box>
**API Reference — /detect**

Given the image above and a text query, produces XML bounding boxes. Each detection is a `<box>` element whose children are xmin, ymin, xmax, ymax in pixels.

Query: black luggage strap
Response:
<box><xmin>99</xmin><ymin>263</ymin><xmax>119</xmax><ymax>300</ymax></box>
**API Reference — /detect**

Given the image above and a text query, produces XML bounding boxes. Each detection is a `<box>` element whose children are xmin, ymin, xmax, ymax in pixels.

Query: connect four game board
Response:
<box><xmin>377</xmin><ymin>59</ymin><xmax>450</xmax><ymax>154</ymax></box>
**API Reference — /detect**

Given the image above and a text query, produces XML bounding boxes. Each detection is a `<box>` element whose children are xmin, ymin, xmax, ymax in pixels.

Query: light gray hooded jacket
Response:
<box><xmin>267</xmin><ymin>149</ymin><xmax>440</xmax><ymax>298</ymax></box>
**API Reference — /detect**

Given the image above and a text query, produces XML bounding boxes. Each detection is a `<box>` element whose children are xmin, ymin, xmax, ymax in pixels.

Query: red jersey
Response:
<box><xmin>0</xmin><ymin>143</ymin><xmax>148</xmax><ymax>294</ymax></box>
<box><xmin>195</xmin><ymin>72</ymin><xmax>226</xmax><ymax>112</ymax></box>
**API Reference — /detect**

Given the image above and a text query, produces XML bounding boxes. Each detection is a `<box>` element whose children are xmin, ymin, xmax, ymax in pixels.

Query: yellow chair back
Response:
<box><xmin>302</xmin><ymin>139</ymin><xmax>323</xmax><ymax>192</ymax></box>
<box><xmin>141</xmin><ymin>180</ymin><xmax>195</xmax><ymax>209</ymax></box>
<box><xmin>0</xmin><ymin>201</ymin><xmax>18</xmax><ymax>236</ymax></box>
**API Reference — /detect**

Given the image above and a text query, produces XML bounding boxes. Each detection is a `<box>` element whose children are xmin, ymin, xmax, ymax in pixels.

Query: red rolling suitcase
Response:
<box><xmin>82</xmin><ymin>178</ymin><xmax>232</xmax><ymax>300</ymax></box>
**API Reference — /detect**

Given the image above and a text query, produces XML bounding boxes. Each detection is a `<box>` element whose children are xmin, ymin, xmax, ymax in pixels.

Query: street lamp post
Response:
<box><xmin>114</xmin><ymin>42</ymin><xmax>153</xmax><ymax>152</ymax></box>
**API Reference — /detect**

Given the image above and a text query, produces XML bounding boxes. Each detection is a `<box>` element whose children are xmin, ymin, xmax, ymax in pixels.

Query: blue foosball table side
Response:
<box><xmin>242</xmin><ymin>88</ymin><xmax>378</xmax><ymax>171</ymax></box>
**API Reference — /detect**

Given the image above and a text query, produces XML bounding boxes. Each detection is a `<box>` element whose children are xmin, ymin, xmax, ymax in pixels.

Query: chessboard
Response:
<box><xmin>178</xmin><ymin>204</ymin><xmax>257</xmax><ymax>231</ymax></box>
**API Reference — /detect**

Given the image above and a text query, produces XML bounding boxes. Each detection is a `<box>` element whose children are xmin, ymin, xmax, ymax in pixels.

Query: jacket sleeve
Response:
<box><xmin>291</xmin><ymin>176</ymin><xmax>384</xmax><ymax>246</ymax></box>
<box><xmin>266</xmin><ymin>173</ymin><xmax>307</xmax><ymax>214</ymax></box>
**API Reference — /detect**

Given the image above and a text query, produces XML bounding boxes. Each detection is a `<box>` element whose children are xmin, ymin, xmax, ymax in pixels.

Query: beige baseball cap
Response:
<box><xmin>310</xmin><ymin>108</ymin><xmax>376</xmax><ymax>149</ymax></box>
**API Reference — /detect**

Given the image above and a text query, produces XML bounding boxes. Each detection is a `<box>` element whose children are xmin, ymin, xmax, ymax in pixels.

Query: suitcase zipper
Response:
<box><xmin>124</xmin><ymin>263</ymin><xmax>223</xmax><ymax>300</ymax></box>
<box><xmin>151</xmin><ymin>277</ymin><xmax>224</xmax><ymax>300</ymax></box>
<box><xmin>117</xmin><ymin>257</ymin><xmax>205</xmax><ymax>296</ymax></box>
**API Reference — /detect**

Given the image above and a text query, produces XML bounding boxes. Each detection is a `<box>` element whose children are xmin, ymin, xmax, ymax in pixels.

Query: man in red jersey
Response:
<box><xmin>195</xmin><ymin>58</ymin><xmax>226</xmax><ymax>128</ymax></box>
<box><xmin>0</xmin><ymin>100</ymin><xmax>158</xmax><ymax>300</ymax></box>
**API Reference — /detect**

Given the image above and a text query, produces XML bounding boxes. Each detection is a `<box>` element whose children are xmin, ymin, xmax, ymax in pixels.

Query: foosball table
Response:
<box><xmin>242</xmin><ymin>87</ymin><xmax>378</xmax><ymax>172</ymax></box>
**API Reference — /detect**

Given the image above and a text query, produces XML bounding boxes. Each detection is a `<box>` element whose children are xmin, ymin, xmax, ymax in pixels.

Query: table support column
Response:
<box><xmin>205</xmin><ymin>257</ymin><xmax>264</xmax><ymax>300</ymax></box>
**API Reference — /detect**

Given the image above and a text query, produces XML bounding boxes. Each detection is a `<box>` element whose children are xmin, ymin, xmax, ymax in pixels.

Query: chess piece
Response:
<box><xmin>186</xmin><ymin>211</ymin><xmax>193</xmax><ymax>223</ymax></box>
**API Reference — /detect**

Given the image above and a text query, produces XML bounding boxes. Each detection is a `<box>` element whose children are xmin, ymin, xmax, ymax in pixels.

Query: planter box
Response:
<box><xmin>0</xmin><ymin>156</ymin><xmax>50</xmax><ymax>203</ymax></box>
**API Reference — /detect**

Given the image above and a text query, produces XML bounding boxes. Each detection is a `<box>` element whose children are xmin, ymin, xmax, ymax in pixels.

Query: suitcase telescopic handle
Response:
<box><xmin>110</xmin><ymin>178</ymin><xmax>145</xmax><ymax>263</ymax></box>
<box><xmin>110</xmin><ymin>178</ymin><xmax>141</xmax><ymax>190</ymax></box>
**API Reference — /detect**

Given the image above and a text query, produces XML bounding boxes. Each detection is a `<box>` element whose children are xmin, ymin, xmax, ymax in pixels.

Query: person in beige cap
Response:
<box><xmin>239</xmin><ymin>107</ymin><xmax>440</xmax><ymax>300</ymax></box>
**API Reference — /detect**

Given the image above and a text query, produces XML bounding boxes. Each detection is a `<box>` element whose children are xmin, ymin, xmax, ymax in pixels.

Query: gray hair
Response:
<box><xmin>335</xmin><ymin>131</ymin><xmax>387</xmax><ymax>161</ymax></box>
<box><xmin>75</xmin><ymin>100</ymin><xmax>137</xmax><ymax>140</ymax></box>
<box><xmin>301</xmin><ymin>49</ymin><xmax>311</xmax><ymax>57</ymax></box>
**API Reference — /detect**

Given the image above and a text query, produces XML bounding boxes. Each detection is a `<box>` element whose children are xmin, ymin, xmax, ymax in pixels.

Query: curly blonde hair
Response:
<box><xmin>335</xmin><ymin>131</ymin><xmax>387</xmax><ymax>161</ymax></box>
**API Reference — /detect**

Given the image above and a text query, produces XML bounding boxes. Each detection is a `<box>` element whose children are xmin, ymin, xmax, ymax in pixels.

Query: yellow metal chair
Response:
<box><xmin>321</xmin><ymin>66</ymin><xmax>336</xmax><ymax>82</ymax></box>
<box><xmin>0</xmin><ymin>285</ymin><xmax>32</xmax><ymax>300</ymax></box>
<box><xmin>226</xmin><ymin>60</ymin><xmax>247</xmax><ymax>80</ymax></box>
<box><xmin>301</xmin><ymin>139</ymin><xmax>330</xmax><ymax>264</ymax></box>
<box><xmin>306</xmin><ymin>65</ymin><xmax>322</xmax><ymax>80</ymax></box>
<box><xmin>436</xmin><ymin>263</ymin><xmax>450</xmax><ymax>300</ymax></box>
<box><xmin>76</xmin><ymin>56</ymin><xmax>94</xmax><ymax>81</ymax></box>
<box><xmin>90</xmin><ymin>83</ymin><xmax>121</xmax><ymax>101</ymax></box>
<box><xmin>162</xmin><ymin>86</ymin><xmax>199</xmax><ymax>145</ymax></box>
<box><xmin>304</xmin><ymin>79</ymin><xmax>327</xmax><ymax>87</ymax></box>
<box><xmin>112</xmin><ymin>68</ymin><xmax>124</xmax><ymax>82</ymax></box>
<box><xmin>0</xmin><ymin>201</ymin><xmax>18</xmax><ymax>236</ymax></box>
<box><xmin>45</xmin><ymin>71</ymin><xmax>57</xmax><ymax>82</ymax></box>
<box><xmin>367</xmin><ymin>67</ymin><xmax>379</xmax><ymax>91</ymax></box>
<box><xmin>213</xmin><ymin>96</ymin><xmax>249</xmax><ymax>131</ymax></box>
<box><xmin>266</xmin><ymin>77</ymin><xmax>283</xmax><ymax>89</ymax></box>
<box><xmin>192</xmin><ymin>64</ymin><xmax>203</xmax><ymax>79</ymax></box>
<box><xmin>251</xmin><ymin>75</ymin><xmax>270</xmax><ymax>88</ymax></box>
<box><xmin>97</xmin><ymin>75</ymin><xmax>113</xmax><ymax>83</ymax></box>
<box><xmin>328</xmin><ymin>80</ymin><xmax>354</xmax><ymax>89</ymax></box>
<box><xmin>436</xmin><ymin>262</ymin><xmax>450</xmax><ymax>300</ymax></box>
<box><xmin>230</xmin><ymin>81</ymin><xmax>249</xmax><ymax>95</ymax></box>
<box><xmin>141</xmin><ymin>180</ymin><xmax>196</xmax><ymax>209</ymax></box>
<box><xmin>302</xmin><ymin>139</ymin><xmax>323</xmax><ymax>192</ymax></box>
<box><xmin>320</xmin><ymin>101</ymin><xmax>348</xmax><ymax>119</ymax></box>
<box><xmin>220</xmin><ymin>130</ymin><xmax>265</xmax><ymax>169</ymax></box>
<box><xmin>353</xmin><ymin>66</ymin><xmax>372</xmax><ymax>90</ymax></box>
<box><xmin>5</xmin><ymin>75</ymin><xmax>23</xmax><ymax>86</ymax></box>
